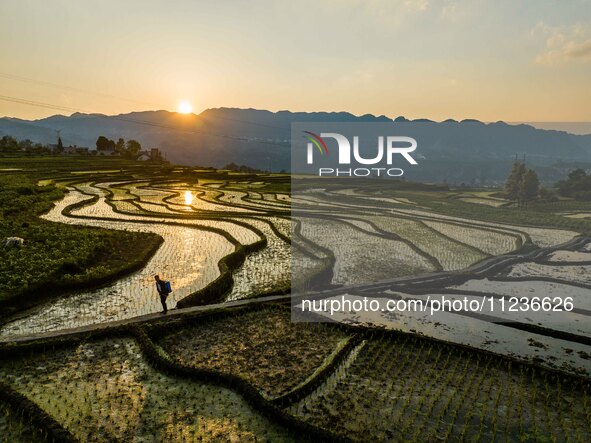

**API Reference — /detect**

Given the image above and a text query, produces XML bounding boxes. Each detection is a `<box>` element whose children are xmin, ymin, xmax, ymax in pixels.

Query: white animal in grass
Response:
<box><xmin>4</xmin><ymin>237</ymin><xmax>24</xmax><ymax>248</ymax></box>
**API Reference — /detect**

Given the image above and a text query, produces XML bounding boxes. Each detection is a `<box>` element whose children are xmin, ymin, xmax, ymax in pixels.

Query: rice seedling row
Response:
<box><xmin>0</xmin><ymin>338</ymin><xmax>301</xmax><ymax>442</ymax></box>
<box><xmin>297</xmin><ymin>217</ymin><xmax>434</xmax><ymax>286</ymax></box>
<box><xmin>226</xmin><ymin>217</ymin><xmax>291</xmax><ymax>300</ymax></box>
<box><xmin>155</xmin><ymin>307</ymin><xmax>350</xmax><ymax>398</ymax></box>
<box><xmin>286</xmin><ymin>333</ymin><xmax>591</xmax><ymax>442</ymax></box>
<box><xmin>368</xmin><ymin>215</ymin><xmax>488</xmax><ymax>270</ymax></box>
<box><xmin>421</xmin><ymin>219</ymin><xmax>518</xmax><ymax>256</ymax></box>
<box><xmin>393</xmin><ymin>206</ymin><xmax>578</xmax><ymax>248</ymax></box>
<box><xmin>0</xmin><ymin>398</ymin><xmax>49</xmax><ymax>443</ymax></box>
<box><xmin>287</xmin><ymin>340</ymin><xmax>367</xmax><ymax>421</ymax></box>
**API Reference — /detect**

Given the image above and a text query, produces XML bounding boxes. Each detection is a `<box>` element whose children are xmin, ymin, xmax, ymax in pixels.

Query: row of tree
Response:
<box><xmin>556</xmin><ymin>169</ymin><xmax>591</xmax><ymax>201</ymax></box>
<box><xmin>95</xmin><ymin>136</ymin><xmax>142</xmax><ymax>159</ymax></box>
<box><xmin>504</xmin><ymin>161</ymin><xmax>591</xmax><ymax>204</ymax></box>
<box><xmin>0</xmin><ymin>135</ymin><xmax>45</xmax><ymax>152</ymax></box>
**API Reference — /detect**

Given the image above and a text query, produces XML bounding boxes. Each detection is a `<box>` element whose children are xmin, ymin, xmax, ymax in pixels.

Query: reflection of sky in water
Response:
<box><xmin>0</xmin><ymin>192</ymin><xmax>234</xmax><ymax>338</ymax></box>
<box><xmin>312</xmin><ymin>294</ymin><xmax>591</xmax><ymax>377</ymax></box>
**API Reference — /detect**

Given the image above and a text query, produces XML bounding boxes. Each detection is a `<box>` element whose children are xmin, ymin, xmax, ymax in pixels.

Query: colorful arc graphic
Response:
<box><xmin>304</xmin><ymin>131</ymin><xmax>329</xmax><ymax>155</ymax></box>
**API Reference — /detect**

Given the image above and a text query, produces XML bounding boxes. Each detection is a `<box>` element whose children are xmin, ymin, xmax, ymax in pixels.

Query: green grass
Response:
<box><xmin>0</xmin><ymin>155</ymin><xmax>136</xmax><ymax>172</ymax></box>
<box><xmin>0</xmin><ymin>166</ymin><xmax>162</xmax><ymax>313</ymax></box>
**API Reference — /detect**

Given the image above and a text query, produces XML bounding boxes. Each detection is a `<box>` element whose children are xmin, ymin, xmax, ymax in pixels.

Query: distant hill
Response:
<box><xmin>1</xmin><ymin>108</ymin><xmax>590</xmax><ymax>184</ymax></box>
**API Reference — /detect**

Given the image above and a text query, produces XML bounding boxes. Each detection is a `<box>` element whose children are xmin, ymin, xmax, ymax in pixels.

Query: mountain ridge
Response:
<box><xmin>1</xmin><ymin>107</ymin><xmax>590</xmax><ymax>184</ymax></box>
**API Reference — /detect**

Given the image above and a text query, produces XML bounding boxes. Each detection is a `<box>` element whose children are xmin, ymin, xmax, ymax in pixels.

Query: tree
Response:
<box><xmin>568</xmin><ymin>168</ymin><xmax>586</xmax><ymax>182</ymax></box>
<box><xmin>556</xmin><ymin>168</ymin><xmax>591</xmax><ymax>200</ymax></box>
<box><xmin>96</xmin><ymin>136</ymin><xmax>110</xmax><ymax>151</ymax></box>
<box><xmin>519</xmin><ymin>169</ymin><xmax>539</xmax><ymax>204</ymax></box>
<box><xmin>115</xmin><ymin>137</ymin><xmax>126</xmax><ymax>155</ymax></box>
<box><xmin>504</xmin><ymin>161</ymin><xmax>526</xmax><ymax>201</ymax></box>
<box><xmin>124</xmin><ymin>139</ymin><xmax>141</xmax><ymax>159</ymax></box>
<box><xmin>0</xmin><ymin>135</ymin><xmax>18</xmax><ymax>151</ymax></box>
<box><xmin>56</xmin><ymin>136</ymin><xmax>64</xmax><ymax>153</ymax></box>
<box><xmin>19</xmin><ymin>139</ymin><xmax>34</xmax><ymax>151</ymax></box>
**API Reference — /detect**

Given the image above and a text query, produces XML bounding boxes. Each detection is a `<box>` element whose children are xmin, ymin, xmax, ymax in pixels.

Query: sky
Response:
<box><xmin>1</xmin><ymin>0</ymin><xmax>590</xmax><ymax>125</ymax></box>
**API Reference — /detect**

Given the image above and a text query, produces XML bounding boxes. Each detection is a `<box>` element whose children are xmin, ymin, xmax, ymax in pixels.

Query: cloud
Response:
<box><xmin>533</xmin><ymin>22</ymin><xmax>591</xmax><ymax>64</ymax></box>
<box><xmin>439</xmin><ymin>0</ymin><xmax>474</xmax><ymax>23</ymax></box>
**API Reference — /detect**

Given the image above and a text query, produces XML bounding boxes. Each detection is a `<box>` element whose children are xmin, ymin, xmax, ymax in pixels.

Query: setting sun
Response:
<box><xmin>177</xmin><ymin>101</ymin><xmax>193</xmax><ymax>114</ymax></box>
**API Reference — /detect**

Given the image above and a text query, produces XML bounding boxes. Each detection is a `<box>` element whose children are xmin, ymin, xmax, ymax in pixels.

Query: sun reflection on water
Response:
<box><xmin>184</xmin><ymin>190</ymin><xmax>193</xmax><ymax>205</ymax></box>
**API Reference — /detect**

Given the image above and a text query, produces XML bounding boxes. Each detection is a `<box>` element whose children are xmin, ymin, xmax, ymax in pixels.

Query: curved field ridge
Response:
<box><xmin>3</xmin><ymin>176</ymin><xmax>303</xmax><ymax>337</ymax></box>
<box><xmin>0</xmin><ymin>382</ymin><xmax>77</xmax><ymax>443</ymax></box>
<box><xmin>3</xmin><ymin>174</ymin><xmax>589</xmax><ymax>443</ymax></box>
<box><xmin>288</xmin><ymin>332</ymin><xmax>591</xmax><ymax>442</ymax></box>
<box><xmin>298</xmin><ymin>217</ymin><xmax>435</xmax><ymax>285</ymax></box>
<box><xmin>2</xmin><ymin>177</ymin><xmax>296</xmax><ymax>335</ymax></box>
<box><xmin>226</xmin><ymin>218</ymin><xmax>291</xmax><ymax>300</ymax></box>
<box><xmin>3</xmin><ymin>301</ymin><xmax>589</xmax><ymax>443</ymax></box>
<box><xmin>155</xmin><ymin>307</ymin><xmax>350</xmax><ymax>398</ymax></box>
<box><xmin>1</xmin><ymin>284</ymin><xmax>590</xmax><ymax>442</ymax></box>
<box><xmin>0</xmin><ymin>191</ymin><xmax>234</xmax><ymax>337</ymax></box>
<box><xmin>0</xmin><ymin>337</ymin><xmax>307</xmax><ymax>442</ymax></box>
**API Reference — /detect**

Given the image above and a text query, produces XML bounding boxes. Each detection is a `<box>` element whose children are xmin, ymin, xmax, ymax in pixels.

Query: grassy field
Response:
<box><xmin>0</xmin><ymin>170</ymin><xmax>162</xmax><ymax>316</ymax></box>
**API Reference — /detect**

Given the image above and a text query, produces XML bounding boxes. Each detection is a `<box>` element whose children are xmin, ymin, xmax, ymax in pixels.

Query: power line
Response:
<box><xmin>0</xmin><ymin>72</ymin><xmax>159</xmax><ymax>108</ymax></box>
<box><xmin>0</xmin><ymin>95</ymin><xmax>80</xmax><ymax>114</ymax></box>
<box><xmin>0</xmin><ymin>71</ymin><xmax>287</xmax><ymax>131</ymax></box>
<box><xmin>0</xmin><ymin>94</ymin><xmax>288</xmax><ymax>148</ymax></box>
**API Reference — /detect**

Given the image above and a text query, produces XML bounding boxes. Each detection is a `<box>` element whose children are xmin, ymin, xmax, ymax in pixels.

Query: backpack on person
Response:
<box><xmin>163</xmin><ymin>280</ymin><xmax>172</xmax><ymax>294</ymax></box>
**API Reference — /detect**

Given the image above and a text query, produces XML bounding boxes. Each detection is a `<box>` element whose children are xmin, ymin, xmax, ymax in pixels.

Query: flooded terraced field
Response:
<box><xmin>1</xmin><ymin>169</ymin><xmax>590</xmax><ymax>443</ymax></box>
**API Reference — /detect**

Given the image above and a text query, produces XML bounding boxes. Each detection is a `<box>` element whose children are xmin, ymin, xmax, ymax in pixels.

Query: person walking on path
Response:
<box><xmin>154</xmin><ymin>275</ymin><xmax>171</xmax><ymax>314</ymax></box>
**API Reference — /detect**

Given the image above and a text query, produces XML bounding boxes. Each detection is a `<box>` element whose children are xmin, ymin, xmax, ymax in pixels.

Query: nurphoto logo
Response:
<box><xmin>304</xmin><ymin>131</ymin><xmax>419</xmax><ymax>177</ymax></box>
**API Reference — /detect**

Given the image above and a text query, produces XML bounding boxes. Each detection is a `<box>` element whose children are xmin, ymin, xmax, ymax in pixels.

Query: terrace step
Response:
<box><xmin>0</xmin><ymin>294</ymin><xmax>291</xmax><ymax>345</ymax></box>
